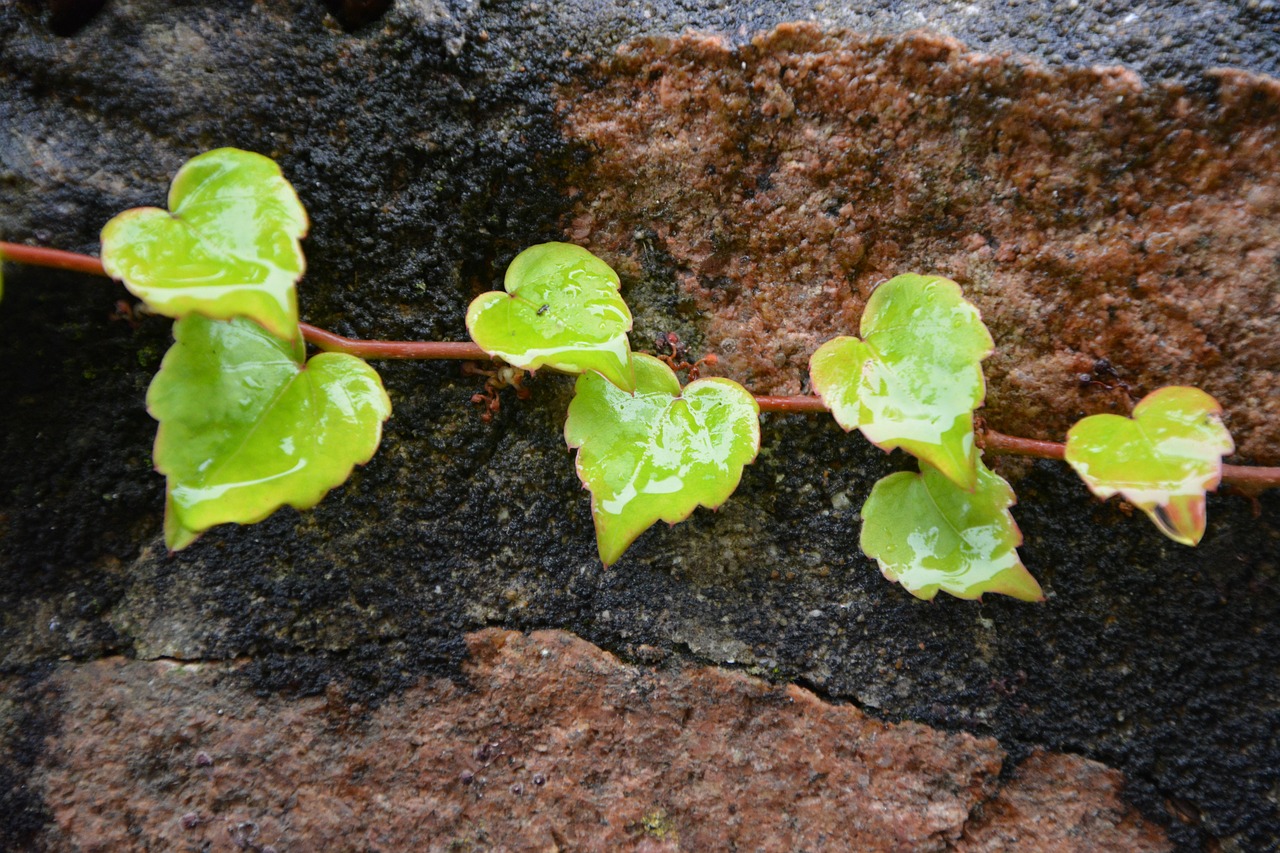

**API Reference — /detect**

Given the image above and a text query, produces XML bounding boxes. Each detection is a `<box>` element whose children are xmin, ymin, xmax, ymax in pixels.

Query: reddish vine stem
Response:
<box><xmin>1220</xmin><ymin>464</ymin><xmax>1280</xmax><ymax>492</ymax></box>
<box><xmin>4</xmin><ymin>241</ymin><xmax>1279</xmax><ymax>492</ymax></box>
<box><xmin>754</xmin><ymin>395</ymin><xmax>831</xmax><ymax>414</ymax></box>
<box><xmin>978</xmin><ymin>427</ymin><xmax>1280</xmax><ymax>491</ymax></box>
<box><xmin>979</xmin><ymin>428</ymin><xmax>1067</xmax><ymax>461</ymax></box>
<box><xmin>0</xmin><ymin>242</ymin><xmax>108</xmax><ymax>277</ymax></box>
<box><xmin>299</xmin><ymin>323</ymin><xmax>489</xmax><ymax>360</ymax></box>
<box><xmin>0</xmin><ymin>243</ymin><xmax>491</xmax><ymax>359</ymax></box>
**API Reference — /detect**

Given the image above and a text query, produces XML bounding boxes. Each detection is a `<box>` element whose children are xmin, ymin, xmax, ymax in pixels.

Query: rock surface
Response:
<box><xmin>958</xmin><ymin>750</ymin><xmax>1173</xmax><ymax>852</ymax></box>
<box><xmin>564</xmin><ymin>24</ymin><xmax>1280</xmax><ymax>463</ymax></box>
<box><xmin>13</xmin><ymin>629</ymin><xmax>1166</xmax><ymax>851</ymax></box>
<box><xmin>1</xmin><ymin>2</ymin><xmax>1277</xmax><ymax>851</ymax></box>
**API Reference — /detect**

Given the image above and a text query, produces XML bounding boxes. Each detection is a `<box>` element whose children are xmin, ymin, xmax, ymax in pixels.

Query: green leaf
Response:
<box><xmin>1065</xmin><ymin>386</ymin><xmax>1234</xmax><ymax>546</ymax></box>
<box><xmin>860</xmin><ymin>458</ymin><xmax>1043</xmax><ymax>602</ymax></box>
<box><xmin>149</xmin><ymin>314</ymin><xmax>391</xmax><ymax>550</ymax></box>
<box><xmin>565</xmin><ymin>353</ymin><xmax>761</xmax><ymax>566</ymax></box>
<box><xmin>809</xmin><ymin>274</ymin><xmax>994</xmax><ymax>489</ymax></box>
<box><xmin>467</xmin><ymin>242</ymin><xmax>635</xmax><ymax>392</ymax></box>
<box><xmin>100</xmin><ymin>148</ymin><xmax>308</xmax><ymax>340</ymax></box>
<box><xmin>163</xmin><ymin>492</ymin><xmax>201</xmax><ymax>552</ymax></box>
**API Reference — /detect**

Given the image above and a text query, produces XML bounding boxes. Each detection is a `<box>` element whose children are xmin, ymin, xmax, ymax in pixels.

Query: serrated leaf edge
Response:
<box><xmin>155</xmin><ymin>341</ymin><xmax>391</xmax><ymax>549</ymax></box>
<box><xmin>566</xmin><ymin>359</ymin><xmax>761</xmax><ymax>566</ymax></box>
<box><xmin>860</xmin><ymin>460</ymin><xmax>1043</xmax><ymax>602</ymax></box>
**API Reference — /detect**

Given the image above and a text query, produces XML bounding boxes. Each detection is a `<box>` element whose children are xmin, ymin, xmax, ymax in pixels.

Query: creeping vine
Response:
<box><xmin>2</xmin><ymin>148</ymin><xmax>1277</xmax><ymax>601</ymax></box>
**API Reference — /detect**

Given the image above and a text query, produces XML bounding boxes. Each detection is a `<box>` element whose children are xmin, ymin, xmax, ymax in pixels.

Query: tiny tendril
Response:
<box><xmin>3</xmin><ymin>240</ymin><xmax>1278</xmax><ymax>492</ymax></box>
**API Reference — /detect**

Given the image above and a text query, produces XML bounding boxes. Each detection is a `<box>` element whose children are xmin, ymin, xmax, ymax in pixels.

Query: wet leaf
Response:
<box><xmin>1065</xmin><ymin>386</ymin><xmax>1234</xmax><ymax>546</ymax></box>
<box><xmin>101</xmin><ymin>148</ymin><xmax>308</xmax><ymax>340</ymax></box>
<box><xmin>860</xmin><ymin>458</ymin><xmax>1043</xmax><ymax>602</ymax></box>
<box><xmin>163</xmin><ymin>492</ymin><xmax>201</xmax><ymax>552</ymax></box>
<box><xmin>565</xmin><ymin>353</ymin><xmax>760</xmax><ymax>566</ymax></box>
<box><xmin>809</xmin><ymin>274</ymin><xmax>993</xmax><ymax>489</ymax></box>
<box><xmin>149</xmin><ymin>314</ymin><xmax>391</xmax><ymax>550</ymax></box>
<box><xmin>467</xmin><ymin>242</ymin><xmax>635</xmax><ymax>392</ymax></box>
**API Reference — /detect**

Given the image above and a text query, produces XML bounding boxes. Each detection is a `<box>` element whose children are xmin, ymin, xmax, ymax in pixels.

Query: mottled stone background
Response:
<box><xmin>1</xmin><ymin>1</ymin><xmax>1277</xmax><ymax>850</ymax></box>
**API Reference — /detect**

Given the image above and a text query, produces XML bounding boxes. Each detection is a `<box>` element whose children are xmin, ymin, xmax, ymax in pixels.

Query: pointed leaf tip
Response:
<box><xmin>467</xmin><ymin>242</ymin><xmax>635</xmax><ymax>392</ymax></box>
<box><xmin>809</xmin><ymin>274</ymin><xmax>992</xmax><ymax>490</ymax></box>
<box><xmin>163</xmin><ymin>491</ymin><xmax>202</xmax><ymax>552</ymax></box>
<box><xmin>565</xmin><ymin>354</ymin><xmax>760</xmax><ymax>566</ymax></box>
<box><xmin>151</xmin><ymin>315</ymin><xmax>391</xmax><ymax>546</ymax></box>
<box><xmin>1065</xmin><ymin>386</ymin><xmax>1234</xmax><ymax>546</ymax></box>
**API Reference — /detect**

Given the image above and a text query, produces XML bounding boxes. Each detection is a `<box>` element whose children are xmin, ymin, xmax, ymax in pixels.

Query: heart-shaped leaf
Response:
<box><xmin>467</xmin><ymin>242</ymin><xmax>635</xmax><ymax>392</ymax></box>
<box><xmin>101</xmin><ymin>148</ymin><xmax>308</xmax><ymax>340</ymax></box>
<box><xmin>149</xmin><ymin>314</ymin><xmax>392</xmax><ymax>550</ymax></box>
<box><xmin>860</xmin><ymin>458</ymin><xmax>1043</xmax><ymax>602</ymax></box>
<box><xmin>1065</xmin><ymin>386</ymin><xmax>1234</xmax><ymax>546</ymax></box>
<box><xmin>809</xmin><ymin>274</ymin><xmax>994</xmax><ymax>490</ymax></box>
<box><xmin>565</xmin><ymin>353</ymin><xmax>760</xmax><ymax>566</ymax></box>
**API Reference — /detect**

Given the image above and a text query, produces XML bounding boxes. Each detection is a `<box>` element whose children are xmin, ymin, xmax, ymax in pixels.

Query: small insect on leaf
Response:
<box><xmin>565</xmin><ymin>353</ymin><xmax>760</xmax><ymax>566</ymax></box>
<box><xmin>466</xmin><ymin>242</ymin><xmax>636</xmax><ymax>392</ymax></box>
<box><xmin>809</xmin><ymin>274</ymin><xmax>994</xmax><ymax>490</ymax></box>
<box><xmin>1065</xmin><ymin>386</ymin><xmax>1234</xmax><ymax>546</ymax></box>
<box><xmin>149</xmin><ymin>315</ymin><xmax>391</xmax><ymax>550</ymax></box>
<box><xmin>860</xmin><ymin>457</ymin><xmax>1042</xmax><ymax>602</ymax></box>
<box><xmin>100</xmin><ymin>148</ymin><xmax>309</xmax><ymax>340</ymax></box>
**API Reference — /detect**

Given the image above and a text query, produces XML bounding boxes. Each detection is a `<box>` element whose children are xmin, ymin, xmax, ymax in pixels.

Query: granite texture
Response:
<box><xmin>15</xmin><ymin>630</ymin><xmax>1167</xmax><ymax>851</ymax></box>
<box><xmin>563</xmin><ymin>25</ymin><xmax>1280</xmax><ymax>462</ymax></box>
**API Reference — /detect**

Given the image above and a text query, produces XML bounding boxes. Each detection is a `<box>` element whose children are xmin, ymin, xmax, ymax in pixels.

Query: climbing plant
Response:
<box><xmin>2</xmin><ymin>148</ymin><xmax>1274</xmax><ymax>602</ymax></box>
<box><xmin>98</xmin><ymin>149</ymin><xmax>392</xmax><ymax>551</ymax></box>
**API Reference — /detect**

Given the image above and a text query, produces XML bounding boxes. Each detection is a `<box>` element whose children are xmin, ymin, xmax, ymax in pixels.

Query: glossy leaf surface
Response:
<box><xmin>1065</xmin><ymin>386</ymin><xmax>1234</xmax><ymax>545</ymax></box>
<box><xmin>809</xmin><ymin>274</ymin><xmax>993</xmax><ymax>489</ymax></box>
<box><xmin>101</xmin><ymin>148</ymin><xmax>308</xmax><ymax>340</ymax></box>
<box><xmin>860</xmin><ymin>458</ymin><xmax>1042</xmax><ymax>602</ymax></box>
<box><xmin>149</xmin><ymin>315</ymin><xmax>391</xmax><ymax>550</ymax></box>
<box><xmin>565</xmin><ymin>353</ymin><xmax>760</xmax><ymax>566</ymax></box>
<box><xmin>467</xmin><ymin>242</ymin><xmax>635</xmax><ymax>391</ymax></box>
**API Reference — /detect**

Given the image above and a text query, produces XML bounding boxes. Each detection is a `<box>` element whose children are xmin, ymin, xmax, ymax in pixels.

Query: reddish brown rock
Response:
<box><xmin>12</xmin><ymin>630</ymin><xmax>1170</xmax><ymax>851</ymax></box>
<box><xmin>561</xmin><ymin>25</ymin><xmax>1280</xmax><ymax>463</ymax></box>
<box><xmin>958</xmin><ymin>750</ymin><xmax>1172</xmax><ymax>852</ymax></box>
